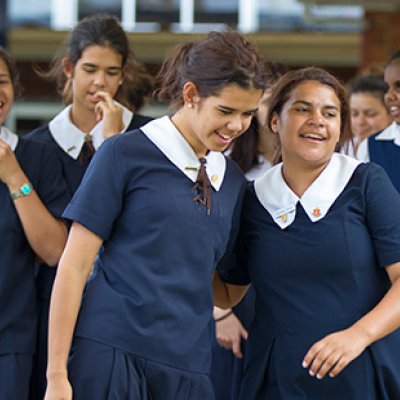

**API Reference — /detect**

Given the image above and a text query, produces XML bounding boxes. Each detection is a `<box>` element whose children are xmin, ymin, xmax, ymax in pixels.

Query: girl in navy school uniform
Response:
<box><xmin>214</xmin><ymin>67</ymin><xmax>400</xmax><ymax>399</ymax></box>
<box><xmin>27</xmin><ymin>14</ymin><xmax>153</xmax><ymax>400</ymax></box>
<box><xmin>44</xmin><ymin>31</ymin><xmax>266</xmax><ymax>400</ymax></box>
<box><xmin>342</xmin><ymin>72</ymin><xmax>392</xmax><ymax>160</ymax></box>
<box><xmin>361</xmin><ymin>50</ymin><xmax>400</xmax><ymax>192</ymax></box>
<box><xmin>0</xmin><ymin>47</ymin><xmax>69</xmax><ymax>399</ymax></box>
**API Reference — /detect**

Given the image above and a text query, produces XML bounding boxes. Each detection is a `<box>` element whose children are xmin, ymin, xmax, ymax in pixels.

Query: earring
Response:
<box><xmin>188</xmin><ymin>103</ymin><xmax>193</xmax><ymax>108</ymax></box>
<box><xmin>66</xmin><ymin>74</ymin><xmax>72</xmax><ymax>79</ymax></box>
<box><xmin>119</xmin><ymin>80</ymin><xmax>123</xmax><ymax>86</ymax></box>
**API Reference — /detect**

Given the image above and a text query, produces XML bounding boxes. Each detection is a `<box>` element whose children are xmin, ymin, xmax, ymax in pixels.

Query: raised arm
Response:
<box><xmin>0</xmin><ymin>140</ymin><xmax>67</xmax><ymax>266</ymax></box>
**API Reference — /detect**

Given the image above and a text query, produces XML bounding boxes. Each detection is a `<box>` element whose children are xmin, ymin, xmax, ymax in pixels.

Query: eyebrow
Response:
<box><xmin>218</xmin><ymin>105</ymin><xmax>259</xmax><ymax>113</ymax></box>
<box><xmin>292</xmin><ymin>100</ymin><xmax>339</xmax><ymax>111</ymax></box>
<box><xmin>82</xmin><ymin>63</ymin><xmax>122</xmax><ymax>70</ymax></box>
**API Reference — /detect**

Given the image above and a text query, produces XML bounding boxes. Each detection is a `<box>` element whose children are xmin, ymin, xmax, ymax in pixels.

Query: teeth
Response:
<box><xmin>303</xmin><ymin>133</ymin><xmax>323</xmax><ymax>140</ymax></box>
<box><xmin>390</xmin><ymin>106</ymin><xmax>399</xmax><ymax>112</ymax></box>
<box><xmin>218</xmin><ymin>133</ymin><xmax>231</xmax><ymax>139</ymax></box>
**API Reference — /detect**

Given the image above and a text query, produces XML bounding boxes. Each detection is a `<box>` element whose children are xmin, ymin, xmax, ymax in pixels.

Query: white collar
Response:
<box><xmin>341</xmin><ymin>138</ymin><xmax>369</xmax><ymax>162</ymax></box>
<box><xmin>375</xmin><ymin>121</ymin><xmax>400</xmax><ymax>147</ymax></box>
<box><xmin>49</xmin><ymin>102</ymin><xmax>133</xmax><ymax>159</ymax></box>
<box><xmin>355</xmin><ymin>138</ymin><xmax>369</xmax><ymax>161</ymax></box>
<box><xmin>141</xmin><ymin>116</ymin><xmax>226</xmax><ymax>191</ymax></box>
<box><xmin>0</xmin><ymin>126</ymin><xmax>19</xmax><ymax>151</ymax></box>
<box><xmin>254</xmin><ymin>153</ymin><xmax>362</xmax><ymax>229</ymax></box>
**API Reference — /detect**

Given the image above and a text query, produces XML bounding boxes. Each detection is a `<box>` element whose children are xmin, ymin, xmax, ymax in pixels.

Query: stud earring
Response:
<box><xmin>188</xmin><ymin>103</ymin><xmax>193</xmax><ymax>108</ymax></box>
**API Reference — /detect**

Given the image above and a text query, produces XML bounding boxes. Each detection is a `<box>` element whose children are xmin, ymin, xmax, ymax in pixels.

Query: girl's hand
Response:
<box><xmin>94</xmin><ymin>91</ymin><xmax>124</xmax><ymax>138</ymax></box>
<box><xmin>0</xmin><ymin>139</ymin><xmax>24</xmax><ymax>186</ymax></box>
<box><xmin>302</xmin><ymin>327</ymin><xmax>371</xmax><ymax>380</ymax></box>
<box><xmin>44</xmin><ymin>375</ymin><xmax>73</xmax><ymax>400</ymax></box>
<box><xmin>216</xmin><ymin>312</ymin><xmax>248</xmax><ymax>359</ymax></box>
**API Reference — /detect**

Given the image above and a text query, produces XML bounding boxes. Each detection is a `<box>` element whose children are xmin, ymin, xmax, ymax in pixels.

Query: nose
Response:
<box><xmin>227</xmin><ymin>115</ymin><xmax>246</xmax><ymax>133</ymax></box>
<box><xmin>353</xmin><ymin>113</ymin><xmax>366</xmax><ymax>126</ymax></box>
<box><xmin>306</xmin><ymin>111</ymin><xmax>325</xmax><ymax>127</ymax></box>
<box><xmin>93</xmin><ymin>71</ymin><xmax>106</xmax><ymax>88</ymax></box>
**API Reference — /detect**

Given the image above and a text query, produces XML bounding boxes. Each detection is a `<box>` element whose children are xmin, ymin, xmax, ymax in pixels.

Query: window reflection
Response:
<box><xmin>7</xmin><ymin>0</ymin><xmax>364</xmax><ymax>33</ymax></box>
<box><xmin>137</xmin><ymin>0</ymin><xmax>179</xmax><ymax>29</ymax></box>
<box><xmin>195</xmin><ymin>0</ymin><xmax>238</xmax><ymax>27</ymax></box>
<box><xmin>9</xmin><ymin>0</ymin><xmax>51</xmax><ymax>27</ymax></box>
<box><xmin>78</xmin><ymin>0</ymin><xmax>122</xmax><ymax>19</ymax></box>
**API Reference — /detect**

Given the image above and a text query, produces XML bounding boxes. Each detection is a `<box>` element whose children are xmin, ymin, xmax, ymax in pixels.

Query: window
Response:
<box><xmin>9</xmin><ymin>0</ymin><xmax>51</xmax><ymax>28</ymax></box>
<box><xmin>78</xmin><ymin>0</ymin><xmax>122</xmax><ymax>19</ymax></box>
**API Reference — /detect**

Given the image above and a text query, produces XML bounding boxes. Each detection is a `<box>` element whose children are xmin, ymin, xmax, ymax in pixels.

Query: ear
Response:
<box><xmin>270</xmin><ymin>112</ymin><xmax>280</xmax><ymax>134</ymax></box>
<box><xmin>63</xmin><ymin>57</ymin><xmax>74</xmax><ymax>79</ymax></box>
<box><xmin>182</xmin><ymin>81</ymin><xmax>200</xmax><ymax>107</ymax></box>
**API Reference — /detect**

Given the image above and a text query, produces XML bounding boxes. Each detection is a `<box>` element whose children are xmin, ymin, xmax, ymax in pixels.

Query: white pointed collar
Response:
<box><xmin>375</xmin><ymin>121</ymin><xmax>400</xmax><ymax>147</ymax></box>
<box><xmin>49</xmin><ymin>102</ymin><xmax>133</xmax><ymax>159</ymax></box>
<box><xmin>0</xmin><ymin>126</ymin><xmax>19</xmax><ymax>151</ymax></box>
<box><xmin>254</xmin><ymin>153</ymin><xmax>362</xmax><ymax>229</ymax></box>
<box><xmin>140</xmin><ymin>116</ymin><xmax>226</xmax><ymax>191</ymax></box>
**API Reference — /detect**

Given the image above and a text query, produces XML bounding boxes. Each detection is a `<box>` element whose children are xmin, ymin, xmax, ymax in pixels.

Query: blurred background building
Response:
<box><xmin>2</xmin><ymin>0</ymin><xmax>400</xmax><ymax>133</ymax></box>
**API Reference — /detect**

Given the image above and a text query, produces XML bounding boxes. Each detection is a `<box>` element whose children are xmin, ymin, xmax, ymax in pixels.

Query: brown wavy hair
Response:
<box><xmin>154</xmin><ymin>31</ymin><xmax>267</xmax><ymax>110</ymax></box>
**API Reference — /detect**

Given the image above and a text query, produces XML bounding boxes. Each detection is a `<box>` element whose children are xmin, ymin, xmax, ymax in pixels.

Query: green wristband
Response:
<box><xmin>10</xmin><ymin>182</ymin><xmax>33</xmax><ymax>200</ymax></box>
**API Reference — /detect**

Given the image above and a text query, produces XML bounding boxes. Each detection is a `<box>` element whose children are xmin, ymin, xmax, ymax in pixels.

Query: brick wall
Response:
<box><xmin>361</xmin><ymin>11</ymin><xmax>400</xmax><ymax>70</ymax></box>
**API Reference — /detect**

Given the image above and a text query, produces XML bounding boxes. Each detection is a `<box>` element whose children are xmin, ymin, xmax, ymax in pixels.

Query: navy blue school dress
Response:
<box><xmin>0</xmin><ymin>127</ymin><xmax>69</xmax><ymax>399</ymax></box>
<box><xmin>219</xmin><ymin>153</ymin><xmax>400</xmax><ymax>400</ymax></box>
<box><xmin>62</xmin><ymin>116</ymin><xmax>246</xmax><ymax>399</ymax></box>
<box><xmin>26</xmin><ymin>104</ymin><xmax>152</xmax><ymax>400</ymax></box>
<box><xmin>367</xmin><ymin>121</ymin><xmax>400</xmax><ymax>193</ymax></box>
<box><xmin>211</xmin><ymin>155</ymin><xmax>272</xmax><ymax>400</ymax></box>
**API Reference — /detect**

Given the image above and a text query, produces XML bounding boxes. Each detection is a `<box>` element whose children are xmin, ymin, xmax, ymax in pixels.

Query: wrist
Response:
<box><xmin>215</xmin><ymin>310</ymin><xmax>234</xmax><ymax>322</ymax></box>
<box><xmin>6</xmin><ymin>171</ymin><xmax>28</xmax><ymax>192</ymax></box>
<box><xmin>10</xmin><ymin>182</ymin><xmax>33</xmax><ymax>200</ymax></box>
<box><xmin>349</xmin><ymin>323</ymin><xmax>375</xmax><ymax>347</ymax></box>
<box><xmin>46</xmin><ymin>368</ymin><xmax>68</xmax><ymax>381</ymax></box>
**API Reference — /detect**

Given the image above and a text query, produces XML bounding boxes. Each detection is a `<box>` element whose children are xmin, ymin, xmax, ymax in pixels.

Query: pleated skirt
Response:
<box><xmin>68</xmin><ymin>337</ymin><xmax>215</xmax><ymax>400</ymax></box>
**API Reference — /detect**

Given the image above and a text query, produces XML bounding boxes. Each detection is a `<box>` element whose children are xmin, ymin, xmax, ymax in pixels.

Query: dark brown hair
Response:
<box><xmin>387</xmin><ymin>49</ymin><xmax>400</xmax><ymax>67</ymax></box>
<box><xmin>349</xmin><ymin>74</ymin><xmax>389</xmax><ymax>110</ymax></box>
<box><xmin>0</xmin><ymin>46</ymin><xmax>22</xmax><ymax>98</ymax></box>
<box><xmin>154</xmin><ymin>31</ymin><xmax>267</xmax><ymax>110</ymax></box>
<box><xmin>230</xmin><ymin>61</ymin><xmax>288</xmax><ymax>173</ymax></box>
<box><xmin>267</xmin><ymin>67</ymin><xmax>352</xmax><ymax>145</ymax></box>
<box><xmin>38</xmin><ymin>14</ymin><xmax>149</xmax><ymax>107</ymax></box>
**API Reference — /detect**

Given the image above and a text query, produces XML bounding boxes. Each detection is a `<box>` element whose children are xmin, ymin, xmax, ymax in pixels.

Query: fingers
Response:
<box><xmin>304</xmin><ymin>346</ymin><xmax>340</xmax><ymax>379</ymax></box>
<box><xmin>217</xmin><ymin>333</ymin><xmax>242</xmax><ymax>358</ymax></box>
<box><xmin>214</xmin><ymin>312</ymin><xmax>250</xmax><ymax>358</ymax></box>
<box><xmin>231</xmin><ymin>338</ymin><xmax>243</xmax><ymax>359</ymax></box>
<box><xmin>241</xmin><ymin>326</ymin><xmax>249</xmax><ymax>341</ymax></box>
<box><xmin>302</xmin><ymin>330</ymin><xmax>364</xmax><ymax>380</ymax></box>
<box><xmin>304</xmin><ymin>349</ymin><xmax>348</xmax><ymax>380</ymax></box>
<box><xmin>93</xmin><ymin>91</ymin><xmax>117</xmax><ymax>121</ymax></box>
<box><xmin>328</xmin><ymin>356</ymin><xmax>349</xmax><ymax>378</ymax></box>
<box><xmin>95</xmin><ymin>90</ymin><xmax>114</xmax><ymax>106</ymax></box>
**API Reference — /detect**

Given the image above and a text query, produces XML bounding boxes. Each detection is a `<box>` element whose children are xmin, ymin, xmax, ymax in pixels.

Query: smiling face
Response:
<box><xmin>350</xmin><ymin>92</ymin><xmax>392</xmax><ymax>139</ymax></box>
<box><xmin>66</xmin><ymin>45</ymin><xmax>123</xmax><ymax>114</ymax></box>
<box><xmin>384</xmin><ymin>59</ymin><xmax>400</xmax><ymax>124</ymax></box>
<box><xmin>271</xmin><ymin>80</ymin><xmax>341</xmax><ymax>170</ymax></box>
<box><xmin>175</xmin><ymin>83</ymin><xmax>262</xmax><ymax>157</ymax></box>
<box><xmin>0</xmin><ymin>58</ymin><xmax>14</xmax><ymax>126</ymax></box>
